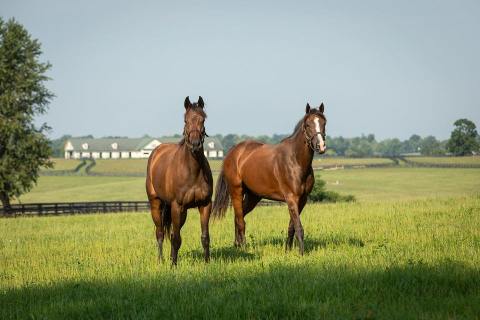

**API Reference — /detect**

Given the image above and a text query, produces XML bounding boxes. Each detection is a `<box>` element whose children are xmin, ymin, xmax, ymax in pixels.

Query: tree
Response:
<box><xmin>0</xmin><ymin>18</ymin><xmax>53</xmax><ymax>212</ymax></box>
<box><xmin>221</xmin><ymin>134</ymin><xmax>239</xmax><ymax>152</ymax></box>
<box><xmin>446</xmin><ymin>119</ymin><xmax>479</xmax><ymax>156</ymax></box>
<box><xmin>377</xmin><ymin>138</ymin><xmax>402</xmax><ymax>157</ymax></box>
<box><xmin>419</xmin><ymin>136</ymin><xmax>444</xmax><ymax>156</ymax></box>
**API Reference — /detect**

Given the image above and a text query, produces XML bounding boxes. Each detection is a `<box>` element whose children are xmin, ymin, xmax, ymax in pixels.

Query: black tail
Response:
<box><xmin>212</xmin><ymin>170</ymin><xmax>230</xmax><ymax>219</ymax></box>
<box><xmin>161</xmin><ymin>202</ymin><xmax>172</xmax><ymax>240</ymax></box>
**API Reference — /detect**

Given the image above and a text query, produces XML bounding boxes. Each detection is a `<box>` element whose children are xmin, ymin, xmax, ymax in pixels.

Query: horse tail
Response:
<box><xmin>212</xmin><ymin>170</ymin><xmax>230</xmax><ymax>219</ymax></box>
<box><xmin>161</xmin><ymin>202</ymin><xmax>172</xmax><ymax>241</ymax></box>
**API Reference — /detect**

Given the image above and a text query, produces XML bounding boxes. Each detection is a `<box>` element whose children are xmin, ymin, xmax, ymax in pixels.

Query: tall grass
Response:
<box><xmin>1</xmin><ymin>196</ymin><xmax>479</xmax><ymax>319</ymax></box>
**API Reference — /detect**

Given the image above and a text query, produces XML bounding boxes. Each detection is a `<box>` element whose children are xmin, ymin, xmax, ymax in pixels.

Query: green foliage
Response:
<box><xmin>0</xmin><ymin>18</ymin><xmax>53</xmax><ymax>208</ymax></box>
<box><xmin>447</xmin><ymin>118</ymin><xmax>479</xmax><ymax>156</ymax></box>
<box><xmin>308</xmin><ymin>177</ymin><xmax>355</xmax><ymax>203</ymax></box>
<box><xmin>419</xmin><ymin>136</ymin><xmax>445</xmax><ymax>156</ymax></box>
<box><xmin>376</xmin><ymin>138</ymin><xmax>403</xmax><ymax>156</ymax></box>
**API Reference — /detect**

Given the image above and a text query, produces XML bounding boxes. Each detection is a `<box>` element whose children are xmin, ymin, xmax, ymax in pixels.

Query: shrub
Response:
<box><xmin>308</xmin><ymin>178</ymin><xmax>355</xmax><ymax>203</ymax></box>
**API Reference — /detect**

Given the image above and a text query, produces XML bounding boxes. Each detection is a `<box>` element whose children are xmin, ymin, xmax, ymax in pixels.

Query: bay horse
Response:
<box><xmin>146</xmin><ymin>96</ymin><xmax>213</xmax><ymax>265</ymax></box>
<box><xmin>212</xmin><ymin>103</ymin><xmax>327</xmax><ymax>255</ymax></box>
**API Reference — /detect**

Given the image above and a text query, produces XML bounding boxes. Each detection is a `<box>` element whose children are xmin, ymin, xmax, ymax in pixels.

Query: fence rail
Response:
<box><xmin>1</xmin><ymin>200</ymin><xmax>282</xmax><ymax>216</ymax></box>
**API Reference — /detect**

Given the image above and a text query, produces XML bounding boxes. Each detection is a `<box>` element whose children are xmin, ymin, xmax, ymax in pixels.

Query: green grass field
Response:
<box><xmin>3</xmin><ymin>165</ymin><xmax>480</xmax><ymax>318</ymax></box>
<box><xmin>405</xmin><ymin>156</ymin><xmax>480</xmax><ymax>166</ymax></box>
<box><xmin>90</xmin><ymin>159</ymin><xmax>148</xmax><ymax>175</ymax></box>
<box><xmin>1</xmin><ymin>196</ymin><xmax>479</xmax><ymax>319</ymax></box>
<box><xmin>13</xmin><ymin>167</ymin><xmax>480</xmax><ymax>203</ymax></box>
<box><xmin>41</xmin><ymin>158</ymin><xmax>82</xmax><ymax>172</ymax></box>
<box><xmin>75</xmin><ymin>157</ymin><xmax>397</xmax><ymax>176</ymax></box>
<box><xmin>312</xmin><ymin>157</ymin><xmax>395</xmax><ymax>168</ymax></box>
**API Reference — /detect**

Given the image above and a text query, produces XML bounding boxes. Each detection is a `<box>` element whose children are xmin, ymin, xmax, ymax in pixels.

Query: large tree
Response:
<box><xmin>0</xmin><ymin>18</ymin><xmax>53</xmax><ymax>212</ymax></box>
<box><xmin>446</xmin><ymin>119</ymin><xmax>479</xmax><ymax>156</ymax></box>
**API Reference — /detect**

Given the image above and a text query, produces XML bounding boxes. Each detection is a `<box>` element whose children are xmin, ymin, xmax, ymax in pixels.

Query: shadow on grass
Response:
<box><xmin>260</xmin><ymin>234</ymin><xmax>365</xmax><ymax>253</ymax></box>
<box><xmin>2</xmin><ymin>261</ymin><xmax>478</xmax><ymax>319</ymax></box>
<box><xmin>186</xmin><ymin>246</ymin><xmax>258</xmax><ymax>262</ymax></box>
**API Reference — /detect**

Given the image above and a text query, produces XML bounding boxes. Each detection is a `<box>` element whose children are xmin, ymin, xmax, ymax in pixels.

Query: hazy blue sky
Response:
<box><xmin>2</xmin><ymin>0</ymin><xmax>480</xmax><ymax>139</ymax></box>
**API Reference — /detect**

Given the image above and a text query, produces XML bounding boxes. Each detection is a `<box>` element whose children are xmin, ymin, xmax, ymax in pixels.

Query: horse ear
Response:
<box><xmin>319</xmin><ymin>102</ymin><xmax>324</xmax><ymax>113</ymax></box>
<box><xmin>184</xmin><ymin>96</ymin><xmax>191</xmax><ymax>109</ymax></box>
<box><xmin>305</xmin><ymin>103</ymin><xmax>311</xmax><ymax>114</ymax></box>
<box><xmin>198</xmin><ymin>96</ymin><xmax>205</xmax><ymax>108</ymax></box>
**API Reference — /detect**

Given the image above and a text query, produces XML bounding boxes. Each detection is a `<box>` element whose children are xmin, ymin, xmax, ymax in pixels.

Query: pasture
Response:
<box><xmin>41</xmin><ymin>158</ymin><xmax>82</xmax><ymax>172</ymax></box>
<box><xmin>41</xmin><ymin>157</ymin><xmax>398</xmax><ymax>175</ymax></box>
<box><xmin>16</xmin><ymin>167</ymin><xmax>480</xmax><ymax>203</ymax></box>
<box><xmin>4</xmin><ymin>163</ymin><xmax>480</xmax><ymax>318</ymax></box>
<box><xmin>404</xmin><ymin>156</ymin><xmax>480</xmax><ymax>166</ymax></box>
<box><xmin>1</xmin><ymin>196</ymin><xmax>479</xmax><ymax>319</ymax></box>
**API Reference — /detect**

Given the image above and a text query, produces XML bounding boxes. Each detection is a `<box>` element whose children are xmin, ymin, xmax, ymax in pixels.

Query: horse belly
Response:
<box><xmin>241</xmin><ymin>165</ymin><xmax>284</xmax><ymax>201</ymax></box>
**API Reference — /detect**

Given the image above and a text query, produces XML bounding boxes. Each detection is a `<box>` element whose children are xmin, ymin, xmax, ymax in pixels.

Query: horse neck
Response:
<box><xmin>179</xmin><ymin>144</ymin><xmax>205</xmax><ymax>173</ymax></box>
<box><xmin>284</xmin><ymin>124</ymin><xmax>314</xmax><ymax>170</ymax></box>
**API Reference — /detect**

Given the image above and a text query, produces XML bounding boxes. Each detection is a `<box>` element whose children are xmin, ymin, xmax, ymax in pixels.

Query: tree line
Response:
<box><xmin>49</xmin><ymin>119</ymin><xmax>480</xmax><ymax>158</ymax></box>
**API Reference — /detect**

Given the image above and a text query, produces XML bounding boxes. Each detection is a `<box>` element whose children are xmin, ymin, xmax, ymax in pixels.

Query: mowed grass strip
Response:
<box><xmin>88</xmin><ymin>157</ymin><xmax>397</xmax><ymax>176</ymax></box>
<box><xmin>321</xmin><ymin>167</ymin><xmax>480</xmax><ymax>201</ymax></box>
<box><xmin>41</xmin><ymin>158</ymin><xmax>82</xmax><ymax>172</ymax></box>
<box><xmin>90</xmin><ymin>159</ymin><xmax>148</xmax><ymax>175</ymax></box>
<box><xmin>312</xmin><ymin>157</ymin><xmax>394</xmax><ymax>167</ymax></box>
<box><xmin>405</xmin><ymin>156</ymin><xmax>480</xmax><ymax>166</ymax></box>
<box><xmin>1</xmin><ymin>196</ymin><xmax>479</xmax><ymax>319</ymax></box>
<box><xmin>14</xmin><ymin>167</ymin><xmax>480</xmax><ymax>204</ymax></box>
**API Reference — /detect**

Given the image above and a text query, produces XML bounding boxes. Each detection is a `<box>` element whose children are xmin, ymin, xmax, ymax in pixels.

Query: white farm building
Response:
<box><xmin>64</xmin><ymin>137</ymin><xmax>224</xmax><ymax>159</ymax></box>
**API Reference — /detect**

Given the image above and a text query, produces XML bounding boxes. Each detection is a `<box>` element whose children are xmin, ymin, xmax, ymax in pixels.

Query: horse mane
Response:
<box><xmin>281</xmin><ymin>110</ymin><xmax>325</xmax><ymax>142</ymax></box>
<box><xmin>179</xmin><ymin>103</ymin><xmax>206</xmax><ymax>146</ymax></box>
<box><xmin>281</xmin><ymin>117</ymin><xmax>305</xmax><ymax>142</ymax></box>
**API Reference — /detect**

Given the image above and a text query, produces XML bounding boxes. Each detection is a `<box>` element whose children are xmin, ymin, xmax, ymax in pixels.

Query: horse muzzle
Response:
<box><xmin>315</xmin><ymin>143</ymin><xmax>327</xmax><ymax>154</ymax></box>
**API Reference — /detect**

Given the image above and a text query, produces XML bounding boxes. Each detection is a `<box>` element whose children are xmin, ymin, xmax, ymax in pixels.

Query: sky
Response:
<box><xmin>2</xmin><ymin>0</ymin><xmax>480</xmax><ymax>140</ymax></box>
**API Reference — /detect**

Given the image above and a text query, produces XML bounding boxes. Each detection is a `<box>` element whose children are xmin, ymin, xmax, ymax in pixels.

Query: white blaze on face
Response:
<box><xmin>313</xmin><ymin>117</ymin><xmax>326</xmax><ymax>152</ymax></box>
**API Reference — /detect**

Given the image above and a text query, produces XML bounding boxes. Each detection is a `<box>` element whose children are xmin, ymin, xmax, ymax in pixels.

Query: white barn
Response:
<box><xmin>64</xmin><ymin>137</ymin><xmax>224</xmax><ymax>159</ymax></box>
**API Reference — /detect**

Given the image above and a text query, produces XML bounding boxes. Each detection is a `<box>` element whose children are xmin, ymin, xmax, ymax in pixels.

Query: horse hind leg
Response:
<box><xmin>230</xmin><ymin>186</ymin><xmax>246</xmax><ymax>247</ymax></box>
<box><xmin>198</xmin><ymin>201</ymin><xmax>212</xmax><ymax>262</ymax></box>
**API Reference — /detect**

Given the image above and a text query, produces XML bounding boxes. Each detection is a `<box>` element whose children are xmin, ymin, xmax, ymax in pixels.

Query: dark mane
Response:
<box><xmin>281</xmin><ymin>110</ymin><xmax>325</xmax><ymax>142</ymax></box>
<box><xmin>281</xmin><ymin>117</ymin><xmax>305</xmax><ymax>142</ymax></box>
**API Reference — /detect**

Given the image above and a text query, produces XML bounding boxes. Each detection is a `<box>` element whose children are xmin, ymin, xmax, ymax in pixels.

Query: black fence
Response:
<box><xmin>1</xmin><ymin>200</ymin><xmax>282</xmax><ymax>216</ymax></box>
<box><xmin>0</xmin><ymin>201</ymin><xmax>150</xmax><ymax>216</ymax></box>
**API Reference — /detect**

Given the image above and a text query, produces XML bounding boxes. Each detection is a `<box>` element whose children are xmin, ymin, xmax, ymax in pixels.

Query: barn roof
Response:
<box><xmin>66</xmin><ymin>137</ymin><xmax>156</xmax><ymax>152</ymax></box>
<box><xmin>65</xmin><ymin>136</ymin><xmax>224</xmax><ymax>151</ymax></box>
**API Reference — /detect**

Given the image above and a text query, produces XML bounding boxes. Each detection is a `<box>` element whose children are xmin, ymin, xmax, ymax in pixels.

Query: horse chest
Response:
<box><xmin>179</xmin><ymin>177</ymin><xmax>211</xmax><ymax>205</ymax></box>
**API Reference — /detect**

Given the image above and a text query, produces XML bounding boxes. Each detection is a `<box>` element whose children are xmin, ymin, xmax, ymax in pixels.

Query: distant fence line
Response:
<box><xmin>0</xmin><ymin>200</ymin><xmax>282</xmax><ymax>216</ymax></box>
<box><xmin>398</xmin><ymin>156</ymin><xmax>480</xmax><ymax>169</ymax></box>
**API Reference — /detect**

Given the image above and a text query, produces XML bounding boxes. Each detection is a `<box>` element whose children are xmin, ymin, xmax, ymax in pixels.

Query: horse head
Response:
<box><xmin>183</xmin><ymin>96</ymin><xmax>207</xmax><ymax>152</ymax></box>
<box><xmin>303</xmin><ymin>103</ymin><xmax>327</xmax><ymax>154</ymax></box>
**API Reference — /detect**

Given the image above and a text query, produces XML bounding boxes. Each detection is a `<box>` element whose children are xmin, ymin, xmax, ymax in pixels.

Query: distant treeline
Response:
<box><xmin>211</xmin><ymin>133</ymin><xmax>452</xmax><ymax>157</ymax></box>
<box><xmin>49</xmin><ymin>133</ymin><xmax>459</xmax><ymax>158</ymax></box>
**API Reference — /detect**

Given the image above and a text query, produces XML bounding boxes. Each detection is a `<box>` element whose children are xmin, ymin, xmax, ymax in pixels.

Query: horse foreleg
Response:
<box><xmin>150</xmin><ymin>198</ymin><xmax>164</xmax><ymax>262</ymax></box>
<box><xmin>170</xmin><ymin>202</ymin><xmax>187</xmax><ymax>266</ymax></box>
<box><xmin>286</xmin><ymin>194</ymin><xmax>307</xmax><ymax>251</ymax></box>
<box><xmin>286</xmin><ymin>218</ymin><xmax>295</xmax><ymax>251</ymax></box>
<box><xmin>198</xmin><ymin>202</ymin><xmax>211</xmax><ymax>262</ymax></box>
<box><xmin>286</xmin><ymin>195</ymin><xmax>304</xmax><ymax>255</ymax></box>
